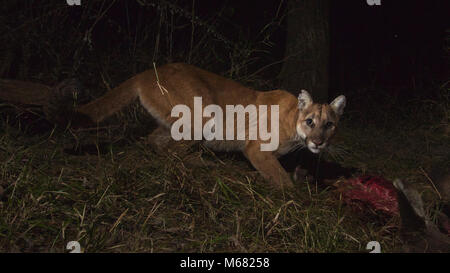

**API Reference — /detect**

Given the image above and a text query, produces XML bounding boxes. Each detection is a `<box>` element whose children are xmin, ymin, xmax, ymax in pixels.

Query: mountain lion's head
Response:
<box><xmin>296</xmin><ymin>90</ymin><xmax>346</xmax><ymax>154</ymax></box>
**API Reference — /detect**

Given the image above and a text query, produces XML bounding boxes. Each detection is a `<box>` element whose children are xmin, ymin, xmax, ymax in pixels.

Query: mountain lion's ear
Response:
<box><xmin>298</xmin><ymin>90</ymin><xmax>313</xmax><ymax>111</ymax></box>
<box><xmin>330</xmin><ymin>95</ymin><xmax>346</xmax><ymax>116</ymax></box>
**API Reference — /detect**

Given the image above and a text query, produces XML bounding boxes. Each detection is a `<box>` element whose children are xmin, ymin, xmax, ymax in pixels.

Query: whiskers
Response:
<box><xmin>290</xmin><ymin>142</ymin><xmax>306</xmax><ymax>153</ymax></box>
<box><xmin>324</xmin><ymin>143</ymin><xmax>351</xmax><ymax>161</ymax></box>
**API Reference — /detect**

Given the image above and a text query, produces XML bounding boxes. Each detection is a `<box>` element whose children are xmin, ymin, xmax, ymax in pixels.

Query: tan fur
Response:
<box><xmin>75</xmin><ymin>63</ymin><xmax>346</xmax><ymax>189</ymax></box>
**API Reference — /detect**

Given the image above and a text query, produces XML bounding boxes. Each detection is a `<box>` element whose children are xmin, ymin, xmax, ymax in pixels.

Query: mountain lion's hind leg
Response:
<box><xmin>146</xmin><ymin>125</ymin><xmax>172</xmax><ymax>149</ymax></box>
<box><xmin>145</xmin><ymin>125</ymin><xmax>197</xmax><ymax>156</ymax></box>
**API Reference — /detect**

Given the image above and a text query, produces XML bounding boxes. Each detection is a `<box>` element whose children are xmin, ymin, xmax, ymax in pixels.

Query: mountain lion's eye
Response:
<box><xmin>305</xmin><ymin>118</ymin><xmax>314</xmax><ymax>128</ymax></box>
<box><xmin>325</xmin><ymin>122</ymin><xmax>334</xmax><ymax>128</ymax></box>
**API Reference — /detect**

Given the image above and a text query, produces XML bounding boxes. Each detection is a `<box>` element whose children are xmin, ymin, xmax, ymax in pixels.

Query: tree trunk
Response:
<box><xmin>279</xmin><ymin>0</ymin><xmax>330</xmax><ymax>102</ymax></box>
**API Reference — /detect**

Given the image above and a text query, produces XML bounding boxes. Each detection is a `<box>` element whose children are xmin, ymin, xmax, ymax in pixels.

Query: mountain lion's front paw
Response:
<box><xmin>293</xmin><ymin>166</ymin><xmax>313</xmax><ymax>184</ymax></box>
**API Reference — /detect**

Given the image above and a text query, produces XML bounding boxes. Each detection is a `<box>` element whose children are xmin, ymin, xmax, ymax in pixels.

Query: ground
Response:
<box><xmin>0</xmin><ymin>86</ymin><xmax>448</xmax><ymax>253</ymax></box>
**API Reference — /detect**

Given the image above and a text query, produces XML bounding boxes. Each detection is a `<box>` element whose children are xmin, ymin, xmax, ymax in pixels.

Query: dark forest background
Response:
<box><xmin>1</xmin><ymin>0</ymin><xmax>448</xmax><ymax>98</ymax></box>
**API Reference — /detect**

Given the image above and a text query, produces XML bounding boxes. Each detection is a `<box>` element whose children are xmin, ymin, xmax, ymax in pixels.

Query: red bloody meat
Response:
<box><xmin>337</xmin><ymin>175</ymin><xmax>399</xmax><ymax>216</ymax></box>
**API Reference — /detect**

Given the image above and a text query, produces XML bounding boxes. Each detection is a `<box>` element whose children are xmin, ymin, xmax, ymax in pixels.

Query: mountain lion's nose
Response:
<box><xmin>312</xmin><ymin>139</ymin><xmax>323</xmax><ymax>146</ymax></box>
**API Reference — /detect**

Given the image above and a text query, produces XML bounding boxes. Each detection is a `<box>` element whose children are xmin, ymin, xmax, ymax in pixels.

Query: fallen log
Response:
<box><xmin>0</xmin><ymin>78</ymin><xmax>87</xmax><ymax>125</ymax></box>
<box><xmin>0</xmin><ymin>79</ymin><xmax>52</xmax><ymax>106</ymax></box>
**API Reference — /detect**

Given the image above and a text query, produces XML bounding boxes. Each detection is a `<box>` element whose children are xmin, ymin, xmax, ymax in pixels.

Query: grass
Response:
<box><xmin>0</xmin><ymin>85</ymin><xmax>447</xmax><ymax>253</ymax></box>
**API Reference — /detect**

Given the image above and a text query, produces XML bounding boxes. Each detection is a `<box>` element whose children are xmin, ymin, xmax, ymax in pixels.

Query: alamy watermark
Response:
<box><xmin>66</xmin><ymin>0</ymin><xmax>81</xmax><ymax>6</ymax></box>
<box><xmin>67</xmin><ymin>240</ymin><xmax>380</xmax><ymax>253</ymax></box>
<box><xmin>366</xmin><ymin>241</ymin><xmax>381</xmax><ymax>253</ymax></box>
<box><xmin>67</xmin><ymin>241</ymin><xmax>81</xmax><ymax>253</ymax></box>
<box><xmin>366</xmin><ymin>0</ymin><xmax>381</xmax><ymax>6</ymax></box>
<box><xmin>170</xmin><ymin>97</ymin><xmax>280</xmax><ymax>151</ymax></box>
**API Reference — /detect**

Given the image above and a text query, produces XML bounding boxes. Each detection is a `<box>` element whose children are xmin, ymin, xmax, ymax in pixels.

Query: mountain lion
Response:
<box><xmin>73</xmin><ymin>63</ymin><xmax>346</xmax><ymax>189</ymax></box>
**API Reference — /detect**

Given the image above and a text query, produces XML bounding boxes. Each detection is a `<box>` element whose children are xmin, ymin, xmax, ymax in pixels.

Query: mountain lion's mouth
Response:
<box><xmin>307</xmin><ymin>142</ymin><xmax>326</xmax><ymax>154</ymax></box>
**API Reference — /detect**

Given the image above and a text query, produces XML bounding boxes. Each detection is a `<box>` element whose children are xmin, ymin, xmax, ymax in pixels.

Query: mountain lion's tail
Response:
<box><xmin>76</xmin><ymin>76</ymin><xmax>140</xmax><ymax>124</ymax></box>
